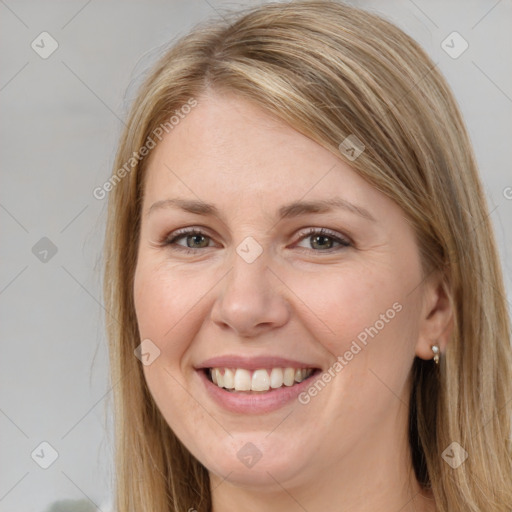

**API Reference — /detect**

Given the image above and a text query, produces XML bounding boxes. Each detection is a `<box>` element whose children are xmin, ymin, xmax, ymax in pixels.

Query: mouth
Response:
<box><xmin>203</xmin><ymin>366</ymin><xmax>321</xmax><ymax>393</ymax></box>
<box><xmin>195</xmin><ymin>355</ymin><xmax>324</xmax><ymax>412</ymax></box>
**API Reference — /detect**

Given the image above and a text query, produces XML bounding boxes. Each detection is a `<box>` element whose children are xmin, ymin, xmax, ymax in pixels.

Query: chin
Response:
<box><xmin>199</xmin><ymin>437</ymin><xmax>310</xmax><ymax>490</ymax></box>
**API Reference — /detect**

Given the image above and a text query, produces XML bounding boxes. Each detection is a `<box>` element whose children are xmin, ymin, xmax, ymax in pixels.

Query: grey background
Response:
<box><xmin>1</xmin><ymin>0</ymin><xmax>510</xmax><ymax>511</ymax></box>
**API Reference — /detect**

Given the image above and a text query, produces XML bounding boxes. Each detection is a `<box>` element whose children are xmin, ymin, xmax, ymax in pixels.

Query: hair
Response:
<box><xmin>102</xmin><ymin>1</ymin><xmax>512</xmax><ymax>510</ymax></box>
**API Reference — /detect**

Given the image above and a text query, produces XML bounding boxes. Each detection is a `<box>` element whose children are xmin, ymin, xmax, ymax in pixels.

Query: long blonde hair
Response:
<box><xmin>103</xmin><ymin>1</ymin><xmax>512</xmax><ymax>510</ymax></box>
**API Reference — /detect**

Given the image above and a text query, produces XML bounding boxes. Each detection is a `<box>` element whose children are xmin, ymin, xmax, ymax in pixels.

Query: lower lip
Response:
<box><xmin>196</xmin><ymin>369</ymin><xmax>321</xmax><ymax>414</ymax></box>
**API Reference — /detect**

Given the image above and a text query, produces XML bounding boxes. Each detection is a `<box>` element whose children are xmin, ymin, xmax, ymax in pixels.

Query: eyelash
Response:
<box><xmin>160</xmin><ymin>227</ymin><xmax>352</xmax><ymax>255</ymax></box>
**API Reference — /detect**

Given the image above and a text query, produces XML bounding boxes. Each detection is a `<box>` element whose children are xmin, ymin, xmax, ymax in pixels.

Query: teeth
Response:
<box><xmin>270</xmin><ymin>368</ymin><xmax>284</xmax><ymax>388</ymax></box>
<box><xmin>283</xmin><ymin>367</ymin><xmax>295</xmax><ymax>386</ymax></box>
<box><xmin>234</xmin><ymin>368</ymin><xmax>251</xmax><ymax>391</ymax></box>
<box><xmin>215</xmin><ymin>369</ymin><xmax>224</xmax><ymax>388</ymax></box>
<box><xmin>252</xmin><ymin>369</ymin><xmax>270</xmax><ymax>391</ymax></box>
<box><xmin>223</xmin><ymin>368</ymin><xmax>235</xmax><ymax>389</ymax></box>
<box><xmin>209</xmin><ymin>367</ymin><xmax>314</xmax><ymax>392</ymax></box>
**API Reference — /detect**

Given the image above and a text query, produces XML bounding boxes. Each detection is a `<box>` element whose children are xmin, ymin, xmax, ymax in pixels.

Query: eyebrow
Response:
<box><xmin>147</xmin><ymin>197</ymin><xmax>376</xmax><ymax>222</ymax></box>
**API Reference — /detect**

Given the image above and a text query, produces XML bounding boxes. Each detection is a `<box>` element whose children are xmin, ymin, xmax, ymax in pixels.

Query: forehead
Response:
<box><xmin>144</xmin><ymin>94</ymin><xmax>367</xmax><ymax>198</ymax></box>
<box><xmin>140</xmin><ymin>93</ymin><xmax>405</xmax><ymax>229</ymax></box>
<box><xmin>149</xmin><ymin>94</ymin><xmax>325</xmax><ymax>179</ymax></box>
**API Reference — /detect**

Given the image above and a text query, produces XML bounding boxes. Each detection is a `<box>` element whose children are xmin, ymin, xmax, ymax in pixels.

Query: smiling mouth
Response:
<box><xmin>204</xmin><ymin>367</ymin><xmax>320</xmax><ymax>393</ymax></box>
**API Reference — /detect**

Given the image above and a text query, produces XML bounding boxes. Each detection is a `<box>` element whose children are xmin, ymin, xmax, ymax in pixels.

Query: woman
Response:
<box><xmin>102</xmin><ymin>1</ymin><xmax>512</xmax><ymax>511</ymax></box>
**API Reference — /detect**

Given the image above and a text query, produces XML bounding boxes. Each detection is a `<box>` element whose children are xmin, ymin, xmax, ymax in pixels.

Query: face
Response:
<box><xmin>133</xmin><ymin>91</ymin><xmax>428</xmax><ymax>490</ymax></box>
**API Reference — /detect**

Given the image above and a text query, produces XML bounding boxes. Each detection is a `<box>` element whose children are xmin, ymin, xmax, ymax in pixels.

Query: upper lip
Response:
<box><xmin>195</xmin><ymin>355</ymin><xmax>321</xmax><ymax>371</ymax></box>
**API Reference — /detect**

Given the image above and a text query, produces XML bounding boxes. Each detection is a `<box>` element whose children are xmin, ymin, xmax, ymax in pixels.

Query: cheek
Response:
<box><xmin>133</xmin><ymin>263</ymin><xmax>217</xmax><ymax>446</ymax></box>
<box><xmin>133</xmin><ymin>261</ymin><xmax>205</xmax><ymax>349</ymax></box>
<box><xmin>289</xmin><ymin>265</ymin><xmax>409</xmax><ymax>349</ymax></box>
<box><xmin>132</xmin><ymin>262</ymin><xmax>200</xmax><ymax>419</ymax></box>
<box><xmin>291</xmin><ymin>267</ymin><xmax>418</xmax><ymax>420</ymax></box>
<box><xmin>289</xmin><ymin>264</ymin><xmax>419</xmax><ymax>407</ymax></box>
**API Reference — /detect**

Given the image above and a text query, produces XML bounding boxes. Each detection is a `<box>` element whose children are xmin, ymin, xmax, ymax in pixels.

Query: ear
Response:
<box><xmin>415</xmin><ymin>270</ymin><xmax>454</xmax><ymax>361</ymax></box>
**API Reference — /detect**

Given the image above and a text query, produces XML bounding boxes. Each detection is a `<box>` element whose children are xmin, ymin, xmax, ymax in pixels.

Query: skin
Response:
<box><xmin>133</xmin><ymin>90</ymin><xmax>453</xmax><ymax>512</ymax></box>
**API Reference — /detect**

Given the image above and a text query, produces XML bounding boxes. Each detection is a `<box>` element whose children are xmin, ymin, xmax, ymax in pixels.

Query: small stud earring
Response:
<box><xmin>431</xmin><ymin>344</ymin><xmax>440</xmax><ymax>365</ymax></box>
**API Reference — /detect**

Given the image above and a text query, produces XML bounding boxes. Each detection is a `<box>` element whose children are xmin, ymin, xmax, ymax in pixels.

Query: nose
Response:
<box><xmin>209</xmin><ymin>248</ymin><xmax>291</xmax><ymax>337</ymax></box>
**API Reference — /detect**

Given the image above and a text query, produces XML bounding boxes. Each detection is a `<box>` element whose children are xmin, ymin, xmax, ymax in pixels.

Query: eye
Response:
<box><xmin>162</xmin><ymin>228</ymin><xmax>215</xmax><ymax>253</ymax></box>
<box><xmin>159</xmin><ymin>226</ymin><xmax>352</xmax><ymax>255</ymax></box>
<box><xmin>294</xmin><ymin>227</ymin><xmax>351</xmax><ymax>252</ymax></box>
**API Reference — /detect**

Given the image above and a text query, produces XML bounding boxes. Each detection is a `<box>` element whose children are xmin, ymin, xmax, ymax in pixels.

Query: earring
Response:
<box><xmin>431</xmin><ymin>344</ymin><xmax>440</xmax><ymax>365</ymax></box>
